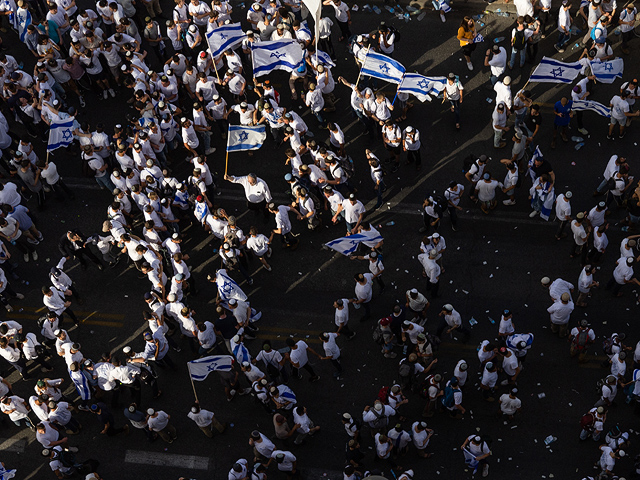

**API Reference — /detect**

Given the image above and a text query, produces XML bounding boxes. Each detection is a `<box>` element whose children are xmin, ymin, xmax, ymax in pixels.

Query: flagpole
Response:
<box><xmin>354</xmin><ymin>46</ymin><xmax>371</xmax><ymax>90</ymax></box>
<box><xmin>224</xmin><ymin>123</ymin><xmax>230</xmax><ymax>176</ymax></box>
<box><xmin>186</xmin><ymin>363</ymin><xmax>200</xmax><ymax>402</ymax></box>
<box><xmin>391</xmin><ymin>74</ymin><xmax>405</xmax><ymax>106</ymax></box>
<box><xmin>205</xmin><ymin>32</ymin><xmax>222</xmax><ymax>84</ymax></box>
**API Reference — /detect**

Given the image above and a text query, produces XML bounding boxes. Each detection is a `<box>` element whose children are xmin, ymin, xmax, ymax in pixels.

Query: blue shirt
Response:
<box><xmin>554</xmin><ymin>100</ymin><xmax>572</xmax><ymax>126</ymax></box>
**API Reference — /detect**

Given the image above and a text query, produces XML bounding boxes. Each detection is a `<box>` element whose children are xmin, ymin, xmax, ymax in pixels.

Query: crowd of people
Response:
<box><xmin>0</xmin><ymin>0</ymin><xmax>637</xmax><ymax>477</ymax></box>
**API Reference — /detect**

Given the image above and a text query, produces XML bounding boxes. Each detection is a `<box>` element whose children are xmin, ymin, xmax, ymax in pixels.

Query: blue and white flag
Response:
<box><xmin>473</xmin><ymin>33</ymin><xmax>484</xmax><ymax>43</ymax></box>
<box><xmin>188</xmin><ymin>355</ymin><xmax>234</xmax><ymax>381</ymax></box>
<box><xmin>69</xmin><ymin>368</ymin><xmax>91</xmax><ymax>401</ymax></box>
<box><xmin>227</xmin><ymin>125</ymin><xmax>266</xmax><ymax>152</ymax></box>
<box><xmin>316</xmin><ymin>49</ymin><xmax>336</xmax><ymax>67</ymax></box>
<box><xmin>16</xmin><ymin>6</ymin><xmax>31</xmax><ymax>43</ymax></box>
<box><xmin>432</xmin><ymin>0</ymin><xmax>452</xmax><ymax>12</ymax></box>
<box><xmin>251</xmin><ymin>39</ymin><xmax>304</xmax><ymax>77</ymax></box>
<box><xmin>572</xmin><ymin>99</ymin><xmax>611</xmax><ymax>118</ymax></box>
<box><xmin>206</xmin><ymin>22</ymin><xmax>246</xmax><ymax>58</ymax></box>
<box><xmin>529</xmin><ymin>56</ymin><xmax>582</xmax><ymax>83</ymax></box>
<box><xmin>299</xmin><ymin>20</ymin><xmax>312</xmax><ymax>38</ymax></box>
<box><xmin>47</xmin><ymin>116</ymin><xmax>75</xmax><ymax>152</ymax></box>
<box><xmin>590</xmin><ymin>58</ymin><xmax>624</xmax><ymax>84</ymax></box>
<box><xmin>216</xmin><ymin>268</ymin><xmax>248</xmax><ymax>302</ymax></box>
<box><xmin>463</xmin><ymin>448</ymin><xmax>480</xmax><ymax>472</ymax></box>
<box><xmin>0</xmin><ymin>465</ymin><xmax>16</xmax><ymax>480</ymax></box>
<box><xmin>232</xmin><ymin>342</ymin><xmax>251</xmax><ymax>364</ymax></box>
<box><xmin>398</xmin><ymin>73</ymin><xmax>447</xmax><ymax>102</ymax></box>
<box><xmin>360</xmin><ymin>51</ymin><xmax>406</xmax><ymax>84</ymax></box>
<box><xmin>325</xmin><ymin>232</ymin><xmax>384</xmax><ymax>256</ymax></box>
<box><xmin>528</xmin><ymin>145</ymin><xmax>544</xmax><ymax>182</ymax></box>
<box><xmin>194</xmin><ymin>200</ymin><xmax>209</xmax><ymax>224</ymax></box>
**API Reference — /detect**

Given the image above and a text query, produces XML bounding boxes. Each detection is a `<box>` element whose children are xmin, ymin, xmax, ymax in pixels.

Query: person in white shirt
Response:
<box><xmin>547</xmin><ymin>292</ymin><xmax>574</xmax><ymax>337</ymax></box>
<box><xmin>577</xmin><ymin>264</ymin><xmax>599</xmax><ymax>306</ymax></box>
<box><xmin>246</xmin><ymin>227</ymin><xmax>272</xmax><ymax>272</ymax></box>
<box><xmin>554</xmin><ymin>191</ymin><xmax>572</xmax><ymax>239</ymax></box>
<box><xmin>607</xmin><ymin>256</ymin><xmax>640</xmax><ymax>296</ymax></box>
<box><xmin>353</xmin><ymin>272</ymin><xmax>374</xmax><ymax>321</ymax></box>
<box><xmin>224</xmin><ymin>173</ymin><xmax>272</xmax><ymax>220</ymax></box>
<box><xmin>492</xmin><ymin>102</ymin><xmax>509</xmax><ymax>148</ymax></box>
<box><xmin>555</xmin><ymin>0</ymin><xmax>572</xmax><ymax>52</ymax></box>
<box><xmin>609</xmin><ymin>91</ymin><xmax>639</xmax><ymax>139</ymax></box>
<box><xmin>619</xmin><ymin>4</ymin><xmax>637</xmax><ymax>53</ymax></box>
<box><xmin>499</xmin><ymin>388</ymin><xmax>522</xmax><ymax>420</ymax></box>
<box><xmin>147</xmin><ymin>408</ymin><xmax>176</xmax><ymax>443</ymax></box>
<box><xmin>475</xmin><ymin>173</ymin><xmax>504</xmax><ymax>214</ymax></box>
<box><xmin>484</xmin><ymin>45</ymin><xmax>507</xmax><ymax>85</ymax></box>
<box><xmin>187</xmin><ymin>402</ymin><xmax>226</xmax><ymax>437</ymax></box>
<box><xmin>334</xmin><ymin>194</ymin><xmax>365</xmax><ymax>235</ymax></box>
<box><xmin>268</xmin><ymin>203</ymin><xmax>301</xmax><ymax>250</ymax></box>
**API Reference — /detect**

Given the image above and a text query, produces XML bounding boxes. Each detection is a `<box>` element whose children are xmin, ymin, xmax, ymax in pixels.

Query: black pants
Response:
<box><xmin>375</xmin><ymin>276</ymin><xmax>385</xmax><ymax>290</ymax></box>
<box><xmin>61</xmin><ymin>307</ymin><xmax>79</xmax><ymax>325</ymax></box>
<box><xmin>119</xmin><ymin>378</ymin><xmax>142</xmax><ymax>406</ymax></box>
<box><xmin>606</xmin><ymin>277</ymin><xmax>624</xmax><ymax>295</ymax></box>
<box><xmin>526</xmin><ymin>42</ymin><xmax>538</xmax><ymax>62</ymax></box>
<box><xmin>0</xmin><ymin>284</ymin><xmax>18</xmax><ymax>305</ymax></box>
<box><xmin>426</xmin><ymin>280</ymin><xmax>440</xmax><ymax>298</ymax></box>
<box><xmin>358</xmin><ymin>301</ymin><xmax>371</xmax><ymax>321</ymax></box>
<box><xmin>72</xmin><ymin>248</ymin><xmax>102</xmax><ymax>268</ymax></box>
<box><xmin>318</xmin><ymin>37</ymin><xmax>335</xmax><ymax>58</ymax></box>
<box><xmin>336</xmin><ymin>20</ymin><xmax>351</xmax><ymax>39</ymax></box>
<box><xmin>12</xmin><ymin>236</ymin><xmax>35</xmax><ymax>255</ymax></box>
<box><xmin>570</xmin><ymin>242</ymin><xmax>589</xmax><ymax>265</ymax></box>
<box><xmin>247</xmin><ymin>199</ymin><xmax>269</xmax><ymax>221</ymax></box>
<box><xmin>539</xmin><ymin>10</ymin><xmax>551</xmax><ymax>35</ymax></box>
<box><xmin>407</xmin><ymin>149</ymin><xmax>421</xmax><ymax>167</ymax></box>
<box><xmin>447</xmin><ymin>206</ymin><xmax>458</xmax><ymax>228</ymax></box>
<box><xmin>556</xmin><ymin>219</ymin><xmax>568</xmax><ymax>238</ymax></box>
<box><xmin>293</xmin><ymin>363</ymin><xmax>317</xmax><ymax>379</ymax></box>
<box><xmin>50</xmin><ymin>180</ymin><xmax>75</xmax><ymax>200</ymax></box>
<box><xmin>336</xmin><ymin>323</ymin><xmax>355</xmax><ymax>338</ymax></box>
<box><xmin>30</xmin><ymin>354</ymin><xmax>53</xmax><ymax>371</ymax></box>
<box><xmin>436</xmin><ymin>318</ymin><xmax>470</xmax><ymax>341</ymax></box>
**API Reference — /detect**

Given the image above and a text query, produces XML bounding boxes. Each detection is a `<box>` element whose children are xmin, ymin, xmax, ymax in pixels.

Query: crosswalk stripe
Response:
<box><xmin>124</xmin><ymin>450</ymin><xmax>210</xmax><ymax>470</ymax></box>
<box><xmin>7</xmin><ymin>312</ymin><xmax>123</xmax><ymax>328</ymax></box>
<box><xmin>255</xmin><ymin>334</ymin><xmax>322</xmax><ymax>344</ymax></box>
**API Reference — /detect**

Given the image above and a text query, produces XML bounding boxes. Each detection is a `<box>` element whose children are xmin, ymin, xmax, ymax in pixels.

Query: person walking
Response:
<box><xmin>147</xmin><ymin>408</ymin><xmax>177</xmax><ymax>443</ymax></box>
<box><xmin>457</xmin><ymin>17</ymin><xmax>477</xmax><ymax>71</ymax></box>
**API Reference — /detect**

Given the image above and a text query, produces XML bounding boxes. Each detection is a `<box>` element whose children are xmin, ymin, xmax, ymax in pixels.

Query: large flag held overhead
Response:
<box><xmin>48</xmin><ymin>116</ymin><xmax>75</xmax><ymax>152</ymax></box>
<box><xmin>316</xmin><ymin>49</ymin><xmax>336</xmax><ymax>67</ymax></box>
<box><xmin>325</xmin><ymin>232</ymin><xmax>384</xmax><ymax>256</ymax></box>
<box><xmin>572</xmin><ymin>99</ymin><xmax>611</xmax><ymax>118</ymax></box>
<box><xmin>206</xmin><ymin>23</ymin><xmax>246</xmax><ymax>58</ymax></box>
<box><xmin>227</xmin><ymin>125</ymin><xmax>266</xmax><ymax>152</ymax></box>
<box><xmin>398</xmin><ymin>73</ymin><xmax>447</xmax><ymax>102</ymax></box>
<box><xmin>188</xmin><ymin>355</ymin><xmax>234</xmax><ymax>381</ymax></box>
<box><xmin>251</xmin><ymin>39</ymin><xmax>304</xmax><ymax>77</ymax></box>
<box><xmin>590</xmin><ymin>58</ymin><xmax>624</xmax><ymax>84</ymax></box>
<box><xmin>215</xmin><ymin>268</ymin><xmax>248</xmax><ymax>302</ymax></box>
<box><xmin>529</xmin><ymin>57</ymin><xmax>582</xmax><ymax>83</ymax></box>
<box><xmin>360</xmin><ymin>51</ymin><xmax>406</xmax><ymax>84</ymax></box>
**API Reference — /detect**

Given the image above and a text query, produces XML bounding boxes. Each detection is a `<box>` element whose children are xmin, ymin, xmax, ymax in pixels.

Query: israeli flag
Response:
<box><xmin>227</xmin><ymin>125</ymin><xmax>267</xmax><ymax>152</ymax></box>
<box><xmin>16</xmin><ymin>6</ymin><xmax>31</xmax><ymax>43</ymax></box>
<box><xmin>299</xmin><ymin>20</ymin><xmax>312</xmax><ymax>38</ymax></box>
<box><xmin>188</xmin><ymin>355</ymin><xmax>234</xmax><ymax>381</ymax></box>
<box><xmin>528</xmin><ymin>145</ymin><xmax>544</xmax><ymax>182</ymax></box>
<box><xmin>206</xmin><ymin>22</ymin><xmax>246</xmax><ymax>58</ymax></box>
<box><xmin>398</xmin><ymin>73</ymin><xmax>447</xmax><ymax>102</ymax></box>
<box><xmin>590</xmin><ymin>58</ymin><xmax>624</xmax><ymax>84</ymax></box>
<box><xmin>251</xmin><ymin>39</ymin><xmax>304</xmax><ymax>77</ymax></box>
<box><xmin>216</xmin><ymin>268</ymin><xmax>248</xmax><ymax>302</ymax></box>
<box><xmin>432</xmin><ymin>0</ymin><xmax>451</xmax><ymax>12</ymax></box>
<box><xmin>69</xmin><ymin>368</ymin><xmax>91</xmax><ymax>401</ymax></box>
<box><xmin>194</xmin><ymin>200</ymin><xmax>209</xmax><ymax>224</ymax></box>
<box><xmin>473</xmin><ymin>33</ymin><xmax>484</xmax><ymax>43</ymax></box>
<box><xmin>232</xmin><ymin>342</ymin><xmax>251</xmax><ymax>364</ymax></box>
<box><xmin>0</xmin><ymin>465</ymin><xmax>16</xmax><ymax>480</ymax></box>
<box><xmin>325</xmin><ymin>232</ymin><xmax>384</xmax><ymax>256</ymax></box>
<box><xmin>361</xmin><ymin>51</ymin><xmax>406</xmax><ymax>84</ymax></box>
<box><xmin>529</xmin><ymin>57</ymin><xmax>582</xmax><ymax>83</ymax></box>
<box><xmin>48</xmin><ymin>116</ymin><xmax>75</xmax><ymax>152</ymax></box>
<box><xmin>316</xmin><ymin>49</ymin><xmax>336</xmax><ymax>67</ymax></box>
<box><xmin>572</xmin><ymin>99</ymin><xmax>611</xmax><ymax>118</ymax></box>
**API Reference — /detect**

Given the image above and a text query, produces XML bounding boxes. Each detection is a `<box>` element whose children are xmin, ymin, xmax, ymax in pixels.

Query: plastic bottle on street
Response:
<box><xmin>372</xmin><ymin>5</ymin><xmax>382</xmax><ymax>14</ymax></box>
<box><xmin>417</xmin><ymin>11</ymin><xmax>426</xmax><ymax>20</ymax></box>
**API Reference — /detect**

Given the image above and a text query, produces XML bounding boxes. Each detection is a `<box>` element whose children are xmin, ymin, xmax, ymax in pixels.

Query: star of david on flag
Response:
<box><xmin>325</xmin><ymin>232</ymin><xmax>384</xmax><ymax>256</ymax></box>
<box><xmin>48</xmin><ymin>116</ymin><xmax>76</xmax><ymax>152</ymax></box>
<box><xmin>360</xmin><ymin>51</ymin><xmax>406</xmax><ymax>84</ymax></box>
<box><xmin>188</xmin><ymin>355</ymin><xmax>234</xmax><ymax>381</ymax></box>
<box><xmin>529</xmin><ymin>57</ymin><xmax>581</xmax><ymax>83</ymax></box>
<box><xmin>227</xmin><ymin>125</ymin><xmax>267</xmax><ymax>152</ymax></box>
<box><xmin>251</xmin><ymin>39</ymin><xmax>304</xmax><ymax>77</ymax></box>
<box><xmin>590</xmin><ymin>58</ymin><xmax>623</xmax><ymax>84</ymax></box>
<box><xmin>215</xmin><ymin>268</ymin><xmax>248</xmax><ymax>302</ymax></box>
<box><xmin>397</xmin><ymin>73</ymin><xmax>447</xmax><ymax>102</ymax></box>
<box><xmin>206</xmin><ymin>23</ymin><xmax>246</xmax><ymax>58</ymax></box>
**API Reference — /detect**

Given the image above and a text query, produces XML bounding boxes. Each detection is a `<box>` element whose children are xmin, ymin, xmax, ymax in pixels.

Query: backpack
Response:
<box><xmin>602</xmin><ymin>337</ymin><xmax>615</xmax><ymax>355</ymax></box>
<box><xmin>337</xmin><ymin>154</ymin><xmax>355</xmax><ymax>179</ymax></box>
<box><xmin>372</xmin><ymin>324</ymin><xmax>384</xmax><ymax>344</ymax></box>
<box><xmin>36</xmin><ymin>315</ymin><xmax>47</xmax><ymax>330</ymax></box>
<box><xmin>462</xmin><ymin>153</ymin><xmax>477</xmax><ymax>174</ymax></box>
<box><xmin>513</xmin><ymin>28</ymin><xmax>526</xmax><ymax>50</ymax></box>
<box><xmin>574</xmin><ymin>327</ymin><xmax>590</xmax><ymax>349</ymax></box>
<box><xmin>580</xmin><ymin>412</ymin><xmax>596</xmax><ymax>429</ymax></box>
<box><xmin>398</xmin><ymin>361</ymin><xmax>412</xmax><ymax>377</ymax></box>
<box><xmin>377</xmin><ymin>386</ymin><xmax>390</xmax><ymax>403</ymax></box>
<box><xmin>54</xmin><ymin>450</ymin><xmax>78</xmax><ymax>468</ymax></box>
<box><xmin>389</xmin><ymin>25</ymin><xmax>401</xmax><ymax>44</ymax></box>
<box><xmin>442</xmin><ymin>385</ymin><xmax>456</xmax><ymax>408</ymax></box>
<box><xmin>427</xmin><ymin>332</ymin><xmax>441</xmax><ymax>352</ymax></box>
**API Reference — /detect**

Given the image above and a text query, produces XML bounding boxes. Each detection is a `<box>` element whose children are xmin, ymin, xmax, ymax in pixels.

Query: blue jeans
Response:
<box><xmin>449</xmin><ymin>100</ymin><xmax>460</xmax><ymax>124</ymax></box>
<box><xmin>556</xmin><ymin>31</ymin><xmax>570</xmax><ymax>48</ymax></box>
<box><xmin>509</xmin><ymin>47</ymin><xmax>526</xmax><ymax>68</ymax></box>
<box><xmin>375</xmin><ymin>181</ymin><xmax>387</xmax><ymax>208</ymax></box>
<box><xmin>312</xmin><ymin>109</ymin><xmax>325</xmax><ymax>127</ymax></box>
<box><xmin>95</xmin><ymin>174</ymin><xmax>115</xmax><ymax>191</ymax></box>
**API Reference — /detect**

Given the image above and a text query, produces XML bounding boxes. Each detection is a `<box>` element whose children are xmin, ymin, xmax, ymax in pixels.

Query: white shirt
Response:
<box><xmin>488</xmin><ymin>47</ymin><xmax>507</xmax><ymax>76</ymax></box>
<box><xmin>555</xmin><ymin>195</ymin><xmax>571</xmax><ymax>221</ymax></box>
<box><xmin>321</xmin><ymin>332</ymin><xmax>340</xmax><ymax>359</ymax></box>
<box><xmin>341</xmin><ymin>199</ymin><xmax>365</xmax><ymax>224</ymax></box>
<box><xmin>354</xmin><ymin>273</ymin><xmax>374</xmax><ymax>302</ymax></box>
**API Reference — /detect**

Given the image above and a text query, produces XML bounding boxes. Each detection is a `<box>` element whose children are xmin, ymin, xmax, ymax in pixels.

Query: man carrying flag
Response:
<box><xmin>48</xmin><ymin>116</ymin><xmax>76</xmax><ymax>152</ymax></box>
<box><xmin>360</xmin><ymin>51</ymin><xmax>406</xmax><ymax>84</ymax></box>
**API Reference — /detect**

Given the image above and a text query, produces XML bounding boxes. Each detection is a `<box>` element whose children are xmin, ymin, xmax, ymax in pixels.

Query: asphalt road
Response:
<box><xmin>0</xmin><ymin>0</ymin><xmax>639</xmax><ymax>478</ymax></box>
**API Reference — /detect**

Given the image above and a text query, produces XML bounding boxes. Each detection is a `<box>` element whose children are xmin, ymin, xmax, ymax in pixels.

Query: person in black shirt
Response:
<box><xmin>523</xmin><ymin>104</ymin><xmax>542</xmax><ymax>150</ymax></box>
<box><xmin>90</xmin><ymin>402</ymin><xmax>129</xmax><ymax>436</ymax></box>
<box><xmin>530</xmin><ymin>157</ymin><xmax>555</xmax><ymax>186</ymax></box>
<box><xmin>213</xmin><ymin>305</ymin><xmax>237</xmax><ymax>354</ymax></box>
<box><xmin>345</xmin><ymin>439</ymin><xmax>365</xmax><ymax>468</ymax></box>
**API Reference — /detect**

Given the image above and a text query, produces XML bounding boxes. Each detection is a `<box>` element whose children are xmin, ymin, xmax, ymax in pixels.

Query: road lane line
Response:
<box><xmin>124</xmin><ymin>450</ymin><xmax>210</xmax><ymax>470</ymax></box>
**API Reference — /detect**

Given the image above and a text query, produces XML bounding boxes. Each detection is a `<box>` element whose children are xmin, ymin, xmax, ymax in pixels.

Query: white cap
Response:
<box><xmin>54</xmin><ymin>329</ymin><xmax>61</xmax><ymax>336</ymax></box>
<box><xmin>167</xmin><ymin>293</ymin><xmax>177</xmax><ymax>302</ymax></box>
<box><xmin>123</xmin><ymin>346</ymin><xmax>132</xmax><ymax>354</ymax></box>
<box><xmin>147</xmin><ymin>408</ymin><xmax>155</xmax><ymax>415</ymax></box>
<box><xmin>374</xmin><ymin>403</ymin><xmax>383</xmax><ymax>411</ymax></box>
<box><xmin>410</xmin><ymin>288</ymin><xmax>418</xmax><ymax>294</ymax></box>
<box><xmin>232</xmin><ymin>335</ymin><xmax>241</xmax><ymax>343</ymax></box>
<box><xmin>432</xmin><ymin>232</ymin><xmax>440</xmax><ymax>239</ymax></box>
<box><xmin>189</xmin><ymin>24</ymin><xmax>197</xmax><ymax>32</ymax></box>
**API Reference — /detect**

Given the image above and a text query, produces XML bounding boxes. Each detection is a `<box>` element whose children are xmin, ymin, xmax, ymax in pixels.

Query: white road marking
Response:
<box><xmin>124</xmin><ymin>450</ymin><xmax>210</xmax><ymax>470</ymax></box>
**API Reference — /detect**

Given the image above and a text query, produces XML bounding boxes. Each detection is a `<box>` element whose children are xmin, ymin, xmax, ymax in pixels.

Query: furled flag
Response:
<box><xmin>590</xmin><ymin>58</ymin><xmax>623</xmax><ymax>84</ymax></box>
<box><xmin>571</xmin><ymin>99</ymin><xmax>611</xmax><ymax>118</ymax></box>
<box><xmin>528</xmin><ymin>145</ymin><xmax>544</xmax><ymax>182</ymax></box>
<box><xmin>215</xmin><ymin>268</ymin><xmax>248</xmax><ymax>302</ymax></box>
<box><xmin>529</xmin><ymin>56</ymin><xmax>582</xmax><ymax>83</ymax></box>
<box><xmin>188</xmin><ymin>355</ymin><xmax>234</xmax><ymax>381</ymax></box>
<box><xmin>227</xmin><ymin>125</ymin><xmax>267</xmax><ymax>152</ymax></box>
<box><xmin>16</xmin><ymin>5</ymin><xmax>31</xmax><ymax>43</ymax></box>
<box><xmin>206</xmin><ymin>22</ymin><xmax>246</xmax><ymax>58</ymax></box>
<box><xmin>251</xmin><ymin>39</ymin><xmax>304</xmax><ymax>77</ymax></box>
<box><xmin>360</xmin><ymin>51</ymin><xmax>406</xmax><ymax>84</ymax></box>
<box><xmin>316</xmin><ymin>49</ymin><xmax>336</xmax><ymax>67</ymax></box>
<box><xmin>398</xmin><ymin>73</ymin><xmax>447</xmax><ymax>102</ymax></box>
<box><xmin>325</xmin><ymin>232</ymin><xmax>384</xmax><ymax>256</ymax></box>
<box><xmin>473</xmin><ymin>33</ymin><xmax>484</xmax><ymax>43</ymax></box>
<box><xmin>48</xmin><ymin>116</ymin><xmax>75</xmax><ymax>152</ymax></box>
